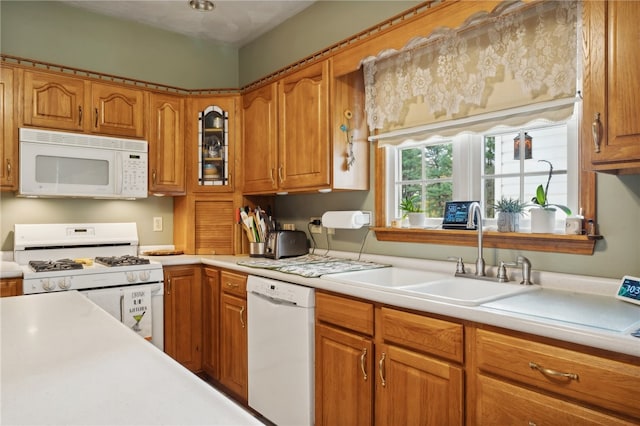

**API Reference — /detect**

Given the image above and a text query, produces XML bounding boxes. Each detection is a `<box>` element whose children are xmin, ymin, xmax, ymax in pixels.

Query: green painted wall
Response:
<box><xmin>239</xmin><ymin>1</ymin><xmax>420</xmax><ymax>86</ymax></box>
<box><xmin>0</xmin><ymin>1</ymin><xmax>238</xmax><ymax>88</ymax></box>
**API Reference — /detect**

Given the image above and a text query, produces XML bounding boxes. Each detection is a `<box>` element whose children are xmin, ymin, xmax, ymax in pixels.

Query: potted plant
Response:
<box><xmin>492</xmin><ymin>197</ymin><xmax>526</xmax><ymax>232</ymax></box>
<box><xmin>529</xmin><ymin>160</ymin><xmax>571</xmax><ymax>233</ymax></box>
<box><xmin>399</xmin><ymin>194</ymin><xmax>426</xmax><ymax>227</ymax></box>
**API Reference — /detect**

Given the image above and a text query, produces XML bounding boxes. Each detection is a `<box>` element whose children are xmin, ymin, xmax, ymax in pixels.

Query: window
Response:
<box><xmin>387</xmin><ymin>113</ymin><xmax>578</xmax><ymax>231</ymax></box>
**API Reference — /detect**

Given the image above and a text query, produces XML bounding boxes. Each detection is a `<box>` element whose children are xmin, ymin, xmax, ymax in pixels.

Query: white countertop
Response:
<box><xmin>0</xmin><ymin>291</ymin><xmax>263</xmax><ymax>426</ymax></box>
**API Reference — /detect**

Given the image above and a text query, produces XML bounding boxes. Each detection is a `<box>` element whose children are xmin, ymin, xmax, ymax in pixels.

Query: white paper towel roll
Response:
<box><xmin>321</xmin><ymin>211</ymin><xmax>371</xmax><ymax>229</ymax></box>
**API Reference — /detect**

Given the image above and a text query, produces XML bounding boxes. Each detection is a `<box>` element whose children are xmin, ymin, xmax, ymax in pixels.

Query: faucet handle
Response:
<box><xmin>447</xmin><ymin>256</ymin><xmax>466</xmax><ymax>274</ymax></box>
<box><xmin>496</xmin><ymin>261</ymin><xmax>510</xmax><ymax>283</ymax></box>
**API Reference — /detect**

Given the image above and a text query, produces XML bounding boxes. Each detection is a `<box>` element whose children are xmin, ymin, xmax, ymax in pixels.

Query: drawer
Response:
<box><xmin>380</xmin><ymin>307</ymin><xmax>463</xmax><ymax>363</ymax></box>
<box><xmin>220</xmin><ymin>270</ymin><xmax>247</xmax><ymax>297</ymax></box>
<box><xmin>316</xmin><ymin>292</ymin><xmax>374</xmax><ymax>336</ymax></box>
<box><xmin>476</xmin><ymin>329</ymin><xmax>640</xmax><ymax>419</ymax></box>
<box><xmin>476</xmin><ymin>375</ymin><xmax>635</xmax><ymax>425</ymax></box>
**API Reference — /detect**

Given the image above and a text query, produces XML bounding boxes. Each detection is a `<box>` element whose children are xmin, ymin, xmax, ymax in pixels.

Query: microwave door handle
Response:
<box><xmin>115</xmin><ymin>152</ymin><xmax>123</xmax><ymax>195</ymax></box>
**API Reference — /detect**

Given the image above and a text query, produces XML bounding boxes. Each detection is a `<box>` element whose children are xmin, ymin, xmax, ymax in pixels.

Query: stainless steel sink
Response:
<box><xmin>321</xmin><ymin>267</ymin><xmax>539</xmax><ymax>305</ymax></box>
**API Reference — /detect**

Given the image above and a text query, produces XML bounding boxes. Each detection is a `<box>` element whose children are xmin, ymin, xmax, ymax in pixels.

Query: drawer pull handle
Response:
<box><xmin>529</xmin><ymin>362</ymin><xmax>578</xmax><ymax>381</ymax></box>
<box><xmin>360</xmin><ymin>348</ymin><xmax>368</xmax><ymax>381</ymax></box>
<box><xmin>592</xmin><ymin>112</ymin><xmax>602</xmax><ymax>153</ymax></box>
<box><xmin>226</xmin><ymin>282</ymin><xmax>239</xmax><ymax>288</ymax></box>
<box><xmin>78</xmin><ymin>105</ymin><xmax>83</xmax><ymax>125</ymax></box>
<box><xmin>240</xmin><ymin>306</ymin><xmax>245</xmax><ymax>328</ymax></box>
<box><xmin>528</xmin><ymin>422</ymin><xmax>537</xmax><ymax>426</ymax></box>
<box><xmin>378</xmin><ymin>352</ymin><xmax>386</xmax><ymax>387</ymax></box>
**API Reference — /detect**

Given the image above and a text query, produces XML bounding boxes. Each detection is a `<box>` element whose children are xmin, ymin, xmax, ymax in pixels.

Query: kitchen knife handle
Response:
<box><xmin>378</xmin><ymin>352</ymin><xmax>386</xmax><ymax>387</ymax></box>
<box><xmin>360</xmin><ymin>348</ymin><xmax>368</xmax><ymax>381</ymax></box>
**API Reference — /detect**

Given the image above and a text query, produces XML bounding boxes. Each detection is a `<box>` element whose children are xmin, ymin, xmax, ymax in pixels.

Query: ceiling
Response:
<box><xmin>57</xmin><ymin>0</ymin><xmax>316</xmax><ymax>47</ymax></box>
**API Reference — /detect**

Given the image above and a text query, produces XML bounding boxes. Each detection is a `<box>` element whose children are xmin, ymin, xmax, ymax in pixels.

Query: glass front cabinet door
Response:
<box><xmin>187</xmin><ymin>96</ymin><xmax>238</xmax><ymax>193</ymax></box>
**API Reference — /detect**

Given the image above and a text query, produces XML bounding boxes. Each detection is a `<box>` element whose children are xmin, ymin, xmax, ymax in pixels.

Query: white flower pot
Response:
<box><xmin>497</xmin><ymin>212</ymin><xmax>520</xmax><ymax>232</ymax></box>
<box><xmin>407</xmin><ymin>212</ymin><xmax>426</xmax><ymax>228</ymax></box>
<box><xmin>530</xmin><ymin>208</ymin><xmax>556</xmax><ymax>233</ymax></box>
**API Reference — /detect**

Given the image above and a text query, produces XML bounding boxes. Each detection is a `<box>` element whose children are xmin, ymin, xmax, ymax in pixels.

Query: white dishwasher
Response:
<box><xmin>247</xmin><ymin>275</ymin><xmax>315</xmax><ymax>426</ymax></box>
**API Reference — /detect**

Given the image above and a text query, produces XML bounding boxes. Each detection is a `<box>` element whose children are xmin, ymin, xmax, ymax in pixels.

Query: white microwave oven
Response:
<box><xmin>19</xmin><ymin>128</ymin><xmax>148</xmax><ymax>199</ymax></box>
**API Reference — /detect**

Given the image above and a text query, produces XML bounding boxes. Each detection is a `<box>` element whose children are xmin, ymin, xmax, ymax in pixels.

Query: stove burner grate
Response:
<box><xmin>29</xmin><ymin>259</ymin><xmax>84</xmax><ymax>272</ymax></box>
<box><xmin>94</xmin><ymin>255</ymin><xmax>150</xmax><ymax>267</ymax></box>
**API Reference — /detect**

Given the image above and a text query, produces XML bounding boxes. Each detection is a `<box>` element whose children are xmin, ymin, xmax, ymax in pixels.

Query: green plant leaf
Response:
<box><xmin>535</xmin><ymin>184</ymin><xmax>547</xmax><ymax>206</ymax></box>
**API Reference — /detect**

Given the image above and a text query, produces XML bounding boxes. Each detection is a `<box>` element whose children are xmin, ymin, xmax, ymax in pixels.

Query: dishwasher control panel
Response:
<box><xmin>246</xmin><ymin>275</ymin><xmax>314</xmax><ymax>307</ymax></box>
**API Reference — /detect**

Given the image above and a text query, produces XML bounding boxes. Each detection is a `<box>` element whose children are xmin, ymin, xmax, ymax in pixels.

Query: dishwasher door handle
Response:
<box><xmin>250</xmin><ymin>291</ymin><xmax>298</xmax><ymax>308</ymax></box>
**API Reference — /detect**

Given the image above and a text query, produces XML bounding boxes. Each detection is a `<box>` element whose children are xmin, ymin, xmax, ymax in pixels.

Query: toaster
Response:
<box><xmin>264</xmin><ymin>230</ymin><xmax>308</xmax><ymax>259</ymax></box>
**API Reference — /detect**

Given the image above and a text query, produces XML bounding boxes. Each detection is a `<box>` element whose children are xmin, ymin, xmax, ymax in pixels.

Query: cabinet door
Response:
<box><xmin>583</xmin><ymin>1</ymin><xmax>640</xmax><ymax>171</ymax></box>
<box><xmin>0</xmin><ymin>278</ymin><xmax>22</xmax><ymax>297</ymax></box>
<box><xmin>219</xmin><ymin>292</ymin><xmax>248</xmax><ymax>401</ymax></box>
<box><xmin>91</xmin><ymin>82</ymin><xmax>145</xmax><ymax>138</ymax></box>
<box><xmin>202</xmin><ymin>267</ymin><xmax>220</xmax><ymax>379</ymax></box>
<box><xmin>149</xmin><ymin>93</ymin><xmax>185</xmax><ymax>194</ymax></box>
<box><xmin>278</xmin><ymin>60</ymin><xmax>331</xmax><ymax>191</ymax></box>
<box><xmin>375</xmin><ymin>343</ymin><xmax>463</xmax><ymax>426</ymax></box>
<box><xmin>163</xmin><ymin>265</ymin><xmax>202</xmax><ymax>371</ymax></box>
<box><xmin>476</xmin><ymin>375</ymin><xmax>635</xmax><ymax>426</ymax></box>
<box><xmin>242</xmin><ymin>83</ymin><xmax>278</xmax><ymax>193</ymax></box>
<box><xmin>1</xmin><ymin>67</ymin><xmax>16</xmax><ymax>190</ymax></box>
<box><xmin>186</xmin><ymin>95</ymin><xmax>238</xmax><ymax>193</ymax></box>
<box><xmin>173</xmin><ymin>197</ymin><xmax>236</xmax><ymax>255</ymax></box>
<box><xmin>315</xmin><ymin>323</ymin><xmax>374</xmax><ymax>426</ymax></box>
<box><xmin>22</xmin><ymin>70</ymin><xmax>85</xmax><ymax>132</ymax></box>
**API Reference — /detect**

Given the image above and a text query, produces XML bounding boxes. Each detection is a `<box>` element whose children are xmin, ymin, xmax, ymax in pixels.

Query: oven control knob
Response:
<box><xmin>42</xmin><ymin>279</ymin><xmax>55</xmax><ymax>292</ymax></box>
<box><xmin>126</xmin><ymin>272</ymin><xmax>137</xmax><ymax>283</ymax></box>
<box><xmin>58</xmin><ymin>278</ymin><xmax>71</xmax><ymax>290</ymax></box>
<box><xmin>139</xmin><ymin>271</ymin><xmax>150</xmax><ymax>282</ymax></box>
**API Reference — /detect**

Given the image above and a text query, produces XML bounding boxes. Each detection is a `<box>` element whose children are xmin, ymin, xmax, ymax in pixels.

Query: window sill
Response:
<box><xmin>372</xmin><ymin>227</ymin><xmax>602</xmax><ymax>255</ymax></box>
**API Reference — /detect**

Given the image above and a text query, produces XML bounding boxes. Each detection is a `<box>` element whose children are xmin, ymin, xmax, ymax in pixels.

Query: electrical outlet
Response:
<box><xmin>309</xmin><ymin>217</ymin><xmax>322</xmax><ymax>234</ymax></box>
<box><xmin>153</xmin><ymin>217</ymin><xmax>163</xmax><ymax>232</ymax></box>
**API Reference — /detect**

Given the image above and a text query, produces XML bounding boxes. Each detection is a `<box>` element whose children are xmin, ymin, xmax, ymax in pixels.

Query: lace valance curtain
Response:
<box><xmin>364</xmin><ymin>0</ymin><xmax>579</xmax><ymax>142</ymax></box>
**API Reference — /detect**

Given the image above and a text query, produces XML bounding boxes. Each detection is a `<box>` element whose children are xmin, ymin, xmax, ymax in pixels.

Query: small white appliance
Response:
<box><xmin>247</xmin><ymin>275</ymin><xmax>315</xmax><ymax>426</ymax></box>
<box><xmin>19</xmin><ymin>128</ymin><xmax>148</xmax><ymax>199</ymax></box>
<box><xmin>14</xmin><ymin>223</ymin><xmax>164</xmax><ymax>350</ymax></box>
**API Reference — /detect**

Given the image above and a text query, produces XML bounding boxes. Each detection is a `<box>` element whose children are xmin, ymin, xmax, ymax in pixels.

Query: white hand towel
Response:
<box><xmin>121</xmin><ymin>286</ymin><xmax>152</xmax><ymax>341</ymax></box>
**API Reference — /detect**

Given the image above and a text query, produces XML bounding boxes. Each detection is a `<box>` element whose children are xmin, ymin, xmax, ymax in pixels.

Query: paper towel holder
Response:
<box><xmin>321</xmin><ymin>211</ymin><xmax>372</xmax><ymax>229</ymax></box>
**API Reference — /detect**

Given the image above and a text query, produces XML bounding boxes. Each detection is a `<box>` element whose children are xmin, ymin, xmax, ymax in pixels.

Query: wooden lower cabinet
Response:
<box><xmin>201</xmin><ymin>267</ymin><xmax>220</xmax><ymax>380</ymax></box>
<box><xmin>470</xmin><ymin>327</ymin><xmax>640</xmax><ymax>425</ymax></box>
<box><xmin>0</xmin><ymin>278</ymin><xmax>22</xmax><ymax>297</ymax></box>
<box><xmin>163</xmin><ymin>265</ymin><xmax>202</xmax><ymax>372</ymax></box>
<box><xmin>315</xmin><ymin>291</ymin><xmax>463</xmax><ymax>426</ymax></box>
<box><xmin>218</xmin><ymin>270</ymin><xmax>248</xmax><ymax>402</ymax></box>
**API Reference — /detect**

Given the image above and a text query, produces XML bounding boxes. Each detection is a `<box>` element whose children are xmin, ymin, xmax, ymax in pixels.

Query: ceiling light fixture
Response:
<box><xmin>189</xmin><ymin>0</ymin><xmax>214</xmax><ymax>12</ymax></box>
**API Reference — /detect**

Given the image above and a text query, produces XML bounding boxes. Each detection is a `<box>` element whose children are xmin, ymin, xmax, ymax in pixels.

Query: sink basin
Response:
<box><xmin>322</xmin><ymin>267</ymin><xmax>539</xmax><ymax>306</ymax></box>
<box><xmin>321</xmin><ymin>267</ymin><xmax>450</xmax><ymax>288</ymax></box>
<box><xmin>400</xmin><ymin>277</ymin><xmax>540</xmax><ymax>306</ymax></box>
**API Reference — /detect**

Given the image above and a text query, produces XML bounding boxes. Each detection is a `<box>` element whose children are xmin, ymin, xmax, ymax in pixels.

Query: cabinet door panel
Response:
<box><xmin>242</xmin><ymin>83</ymin><xmax>278</xmax><ymax>193</ymax></box>
<box><xmin>219</xmin><ymin>292</ymin><xmax>248</xmax><ymax>400</ymax></box>
<box><xmin>91</xmin><ymin>83</ymin><xmax>144</xmax><ymax>137</ymax></box>
<box><xmin>376</xmin><ymin>344</ymin><xmax>463</xmax><ymax>426</ymax></box>
<box><xmin>202</xmin><ymin>267</ymin><xmax>220</xmax><ymax>379</ymax></box>
<box><xmin>149</xmin><ymin>93</ymin><xmax>185</xmax><ymax>194</ymax></box>
<box><xmin>23</xmin><ymin>70</ymin><xmax>85</xmax><ymax>132</ymax></box>
<box><xmin>315</xmin><ymin>323</ymin><xmax>373</xmax><ymax>426</ymax></box>
<box><xmin>278</xmin><ymin>61</ymin><xmax>330</xmax><ymax>190</ymax></box>
<box><xmin>1</xmin><ymin>67</ymin><xmax>16</xmax><ymax>189</ymax></box>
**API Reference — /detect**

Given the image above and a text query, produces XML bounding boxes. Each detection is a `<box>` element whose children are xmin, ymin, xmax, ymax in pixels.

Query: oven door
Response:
<box><xmin>81</xmin><ymin>283</ymin><xmax>164</xmax><ymax>350</ymax></box>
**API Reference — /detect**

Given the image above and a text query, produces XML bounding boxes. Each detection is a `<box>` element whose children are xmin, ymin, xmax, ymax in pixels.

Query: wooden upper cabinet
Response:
<box><xmin>242</xmin><ymin>83</ymin><xmax>278</xmax><ymax>193</ymax></box>
<box><xmin>278</xmin><ymin>60</ymin><xmax>331</xmax><ymax>191</ymax></box>
<box><xmin>185</xmin><ymin>95</ymin><xmax>239</xmax><ymax>193</ymax></box>
<box><xmin>583</xmin><ymin>0</ymin><xmax>640</xmax><ymax>173</ymax></box>
<box><xmin>22</xmin><ymin>70</ymin><xmax>85</xmax><ymax>132</ymax></box>
<box><xmin>1</xmin><ymin>67</ymin><xmax>17</xmax><ymax>190</ymax></box>
<box><xmin>90</xmin><ymin>82</ymin><xmax>145</xmax><ymax>138</ymax></box>
<box><xmin>21</xmin><ymin>69</ymin><xmax>145</xmax><ymax>138</ymax></box>
<box><xmin>148</xmin><ymin>92</ymin><xmax>185</xmax><ymax>194</ymax></box>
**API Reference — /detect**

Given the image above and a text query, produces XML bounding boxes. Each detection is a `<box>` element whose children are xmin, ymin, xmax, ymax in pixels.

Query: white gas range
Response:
<box><xmin>14</xmin><ymin>223</ymin><xmax>164</xmax><ymax>350</ymax></box>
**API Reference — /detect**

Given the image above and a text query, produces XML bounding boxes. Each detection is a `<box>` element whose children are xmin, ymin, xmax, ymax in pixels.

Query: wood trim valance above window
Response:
<box><xmin>363</xmin><ymin>0</ymin><xmax>579</xmax><ymax>143</ymax></box>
